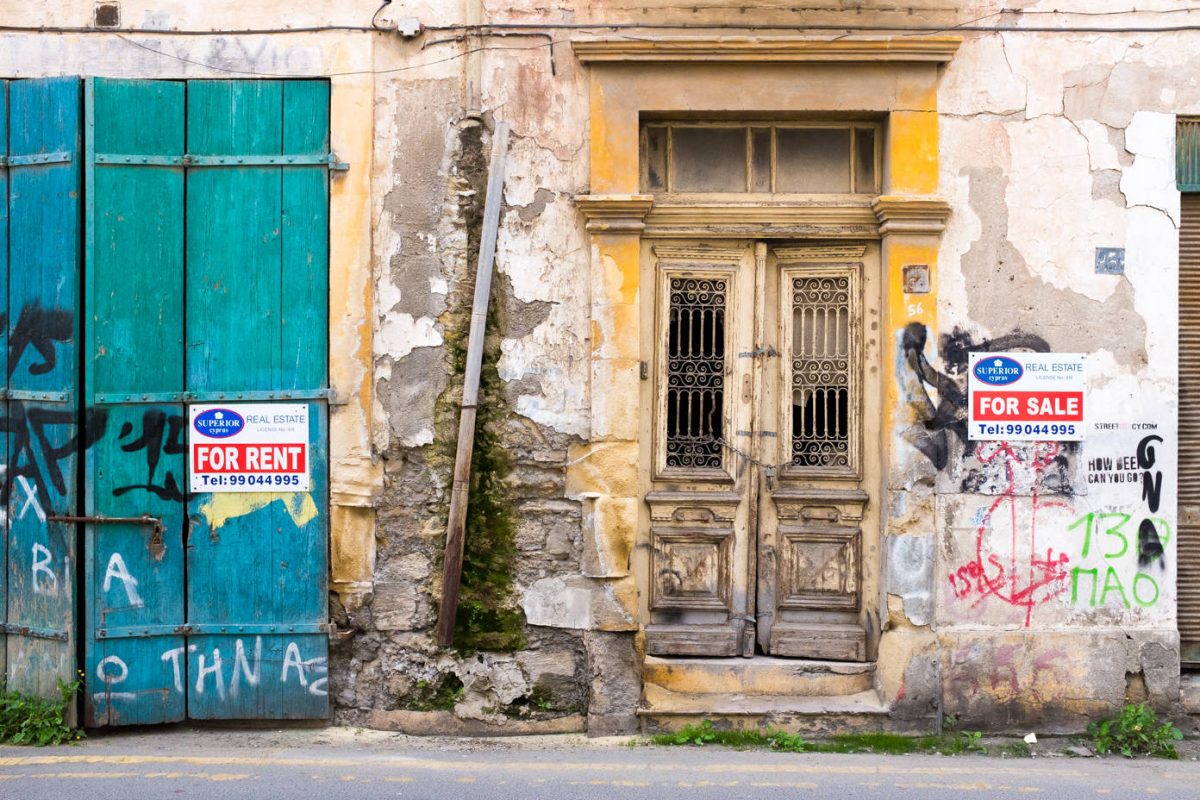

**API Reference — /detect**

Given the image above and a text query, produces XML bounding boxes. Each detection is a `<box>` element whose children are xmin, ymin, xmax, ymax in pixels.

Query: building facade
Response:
<box><xmin>0</xmin><ymin>0</ymin><xmax>1194</xmax><ymax>734</ymax></box>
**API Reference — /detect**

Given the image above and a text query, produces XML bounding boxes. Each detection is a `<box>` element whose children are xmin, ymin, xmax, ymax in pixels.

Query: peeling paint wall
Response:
<box><xmin>3</xmin><ymin>0</ymin><xmax>1196</xmax><ymax>735</ymax></box>
<box><xmin>890</xmin><ymin>23</ymin><xmax>1184</xmax><ymax>730</ymax></box>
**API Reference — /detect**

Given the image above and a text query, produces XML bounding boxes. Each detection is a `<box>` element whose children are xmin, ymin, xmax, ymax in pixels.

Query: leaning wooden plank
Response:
<box><xmin>437</xmin><ymin>122</ymin><xmax>509</xmax><ymax>648</ymax></box>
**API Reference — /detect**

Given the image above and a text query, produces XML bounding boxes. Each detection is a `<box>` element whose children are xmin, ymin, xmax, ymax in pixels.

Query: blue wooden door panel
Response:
<box><xmin>5</xmin><ymin>77</ymin><xmax>81</xmax><ymax>700</ymax></box>
<box><xmin>186</xmin><ymin>80</ymin><xmax>283</xmax><ymax>394</ymax></box>
<box><xmin>0</xmin><ymin>79</ymin><xmax>9</xmax><ymax>686</ymax></box>
<box><xmin>281</xmin><ymin>81</ymin><xmax>330</xmax><ymax>392</ymax></box>
<box><xmin>81</xmin><ymin>78</ymin><xmax>330</xmax><ymax>723</ymax></box>
<box><xmin>84</xmin><ymin>78</ymin><xmax>186</xmax><ymax>726</ymax></box>
<box><xmin>187</xmin><ymin>402</ymin><xmax>328</xmax><ymax>719</ymax></box>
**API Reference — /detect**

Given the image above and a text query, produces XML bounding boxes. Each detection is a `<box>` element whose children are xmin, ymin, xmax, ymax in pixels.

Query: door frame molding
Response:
<box><xmin>571</xmin><ymin>37</ymin><xmax>956</xmax><ymax>658</ymax></box>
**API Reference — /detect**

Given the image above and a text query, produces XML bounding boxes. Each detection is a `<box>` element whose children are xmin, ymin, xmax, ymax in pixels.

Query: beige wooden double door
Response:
<box><xmin>642</xmin><ymin>241</ymin><xmax>880</xmax><ymax>661</ymax></box>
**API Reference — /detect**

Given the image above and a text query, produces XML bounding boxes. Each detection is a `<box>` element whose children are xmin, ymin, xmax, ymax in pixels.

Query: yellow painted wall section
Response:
<box><xmin>883</xmin><ymin>237</ymin><xmax>940</xmax><ymax>431</ymax></box>
<box><xmin>589</xmin><ymin>77</ymin><xmax>640</xmax><ymax>194</ymax></box>
<box><xmin>888</xmin><ymin>111</ymin><xmax>940</xmax><ymax>195</ymax></box>
<box><xmin>328</xmin><ymin>69</ymin><xmax>383</xmax><ymax>597</ymax></box>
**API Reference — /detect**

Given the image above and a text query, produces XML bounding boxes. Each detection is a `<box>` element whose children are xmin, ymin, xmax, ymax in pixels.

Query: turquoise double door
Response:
<box><xmin>0</xmin><ymin>77</ymin><xmax>332</xmax><ymax>725</ymax></box>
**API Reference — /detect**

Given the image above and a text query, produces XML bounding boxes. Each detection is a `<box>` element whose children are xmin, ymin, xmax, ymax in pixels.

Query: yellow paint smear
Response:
<box><xmin>198</xmin><ymin>492</ymin><xmax>319</xmax><ymax>531</ymax></box>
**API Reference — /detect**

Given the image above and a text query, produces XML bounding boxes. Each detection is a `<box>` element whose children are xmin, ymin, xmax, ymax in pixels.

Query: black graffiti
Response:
<box><xmin>900</xmin><ymin>324</ymin><xmax>1051</xmax><ymax>470</ymax></box>
<box><xmin>1135</xmin><ymin>434</ymin><xmax>1166</xmax><ymax>569</ymax></box>
<box><xmin>0</xmin><ymin>404</ymin><xmax>108</xmax><ymax>510</ymax></box>
<box><xmin>6</xmin><ymin>302</ymin><xmax>73</xmax><ymax>378</ymax></box>
<box><xmin>114</xmin><ymin>410</ymin><xmax>186</xmax><ymax>503</ymax></box>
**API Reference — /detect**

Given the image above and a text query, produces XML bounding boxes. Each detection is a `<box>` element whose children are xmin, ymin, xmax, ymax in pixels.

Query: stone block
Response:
<box><xmin>591</xmin><ymin>358</ymin><xmax>641</xmax><ymax>441</ymax></box>
<box><xmin>565</xmin><ymin>441</ymin><xmax>639</xmax><ymax>498</ymax></box>
<box><xmin>372</xmin><ymin>581</ymin><xmax>431</xmax><ymax>631</ymax></box>
<box><xmin>520</xmin><ymin>575</ymin><xmax>637</xmax><ymax>632</ymax></box>
<box><xmin>581</xmin><ymin>495</ymin><xmax>638</xmax><ymax>578</ymax></box>
<box><xmin>585</xmin><ymin>631</ymin><xmax>640</xmax><ymax>736</ymax></box>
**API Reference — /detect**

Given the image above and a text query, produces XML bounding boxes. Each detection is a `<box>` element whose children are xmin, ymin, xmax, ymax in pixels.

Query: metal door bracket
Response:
<box><xmin>49</xmin><ymin>513</ymin><xmax>166</xmax><ymax>559</ymax></box>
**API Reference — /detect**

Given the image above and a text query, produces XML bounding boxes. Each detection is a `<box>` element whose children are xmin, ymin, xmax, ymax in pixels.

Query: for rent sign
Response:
<box><xmin>188</xmin><ymin>403</ymin><xmax>310</xmax><ymax>492</ymax></box>
<box><xmin>968</xmin><ymin>352</ymin><xmax>1086</xmax><ymax>441</ymax></box>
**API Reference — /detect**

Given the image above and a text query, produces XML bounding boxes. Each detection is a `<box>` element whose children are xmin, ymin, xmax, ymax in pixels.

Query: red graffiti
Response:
<box><xmin>947</xmin><ymin>441</ymin><xmax>1074</xmax><ymax>626</ymax></box>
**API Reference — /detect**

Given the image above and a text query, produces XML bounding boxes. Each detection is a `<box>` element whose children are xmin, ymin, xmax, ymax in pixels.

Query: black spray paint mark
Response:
<box><xmin>899</xmin><ymin>324</ymin><xmax>1050</xmax><ymax>471</ymax></box>
<box><xmin>114</xmin><ymin>410</ymin><xmax>186</xmax><ymax>503</ymax></box>
<box><xmin>1136</xmin><ymin>434</ymin><xmax>1166</xmax><ymax>569</ymax></box>
<box><xmin>6</xmin><ymin>302</ymin><xmax>73</xmax><ymax>378</ymax></box>
<box><xmin>0</xmin><ymin>405</ymin><xmax>108</xmax><ymax>509</ymax></box>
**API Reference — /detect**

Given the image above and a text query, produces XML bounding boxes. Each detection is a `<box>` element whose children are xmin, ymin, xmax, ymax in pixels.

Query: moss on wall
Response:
<box><xmin>432</xmin><ymin>119</ymin><xmax>526</xmax><ymax>652</ymax></box>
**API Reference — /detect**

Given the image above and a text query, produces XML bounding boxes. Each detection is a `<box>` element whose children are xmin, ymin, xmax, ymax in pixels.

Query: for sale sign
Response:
<box><xmin>968</xmin><ymin>353</ymin><xmax>1086</xmax><ymax>441</ymax></box>
<box><xmin>188</xmin><ymin>403</ymin><xmax>310</xmax><ymax>492</ymax></box>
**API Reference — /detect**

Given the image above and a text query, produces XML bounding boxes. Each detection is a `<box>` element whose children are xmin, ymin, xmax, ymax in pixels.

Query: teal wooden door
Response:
<box><xmin>2</xmin><ymin>77</ymin><xmax>83</xmax><ymax>703</ymax></box>
<box><xmin>84</xmin><ymin>78</ymin><xmax>330</xmax><ymax>725</ymax></box>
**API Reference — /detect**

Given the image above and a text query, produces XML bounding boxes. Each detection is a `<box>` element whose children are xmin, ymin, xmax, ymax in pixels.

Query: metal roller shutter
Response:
<box><xmin>1179</xmin><ymin>192</ymin><xmax>1200</xmax><ymax>664</ymax></box>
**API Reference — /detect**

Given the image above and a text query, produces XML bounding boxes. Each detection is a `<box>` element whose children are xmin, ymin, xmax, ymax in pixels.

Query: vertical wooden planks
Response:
<box><xmin>84</xmin><ymin>78</ymin><xmax>187</xmax><ymax>726</ymax></box>
<box><xmin>90</xmin><ymin>79</ymin><xmax>185</xmax><ymax>398</ymax></box>
<box><xmin>185</xmin><ymin>80</ymin><xmax>329</xmax><ymax>720</ymax></box>
<box><xmin>281</xmin><ymin>81</ymin><xmax>329</xmax><ymax>392</ymax></box>
<box><xmin>186</xmin><ymin>80</ymin><xmax>283</xmax><ymax>394</ymax></box>
<box><xmin>0</xmin><ymin>79</ymin><xmax>9</xmax><ymax>686</ymax></box>
<box><xmin>5</xmin><ymin>77</ymin><xmax>80</xmax><ymax>699</ymax></box>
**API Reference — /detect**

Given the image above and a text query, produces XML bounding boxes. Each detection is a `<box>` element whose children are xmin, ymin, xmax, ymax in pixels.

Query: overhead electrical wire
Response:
<box><xmin>5</xmin><ymin>8</ymin><xmax>1200</xmax><ymax>79</ymax></box>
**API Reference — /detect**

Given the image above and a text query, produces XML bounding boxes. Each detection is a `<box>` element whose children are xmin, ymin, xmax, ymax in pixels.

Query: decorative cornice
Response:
<box><xmin>774</xmin><ymin>244</ymin><xmax>867</xmax><ymax>263</ymax></box>
<box><xmin>644</xmin><ymin>202</ymin><xmax>879</xmax><ymax>239</ymax></box>
<box><xmin>571</xmin><ymin>36</ymin><xmax>961</xmax><ymax>64</ymax></box>
<box><xmin>575</xmin><ymin>194</ymin><xmax>655</xmax><ymax>232</ymax></box>
<box><xmin>653</xmin><ymin>245</ymin><xmax>745</xmax><ymax>264</ymax></box>
<box><xmin>872</xmin><ymin>196</ymin><xmax>952</xmax><ymax>235</ymax></box>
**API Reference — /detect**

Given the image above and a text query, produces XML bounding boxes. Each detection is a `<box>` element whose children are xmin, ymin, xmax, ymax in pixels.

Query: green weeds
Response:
<box><xmin>648</xmin><ymin>721</ymin><xmax>987</xmax><ymax>755</ymax></box>
<box><xmin>1088</xmin><ymin>703</ymin><xmax>1183</xmax><ymax>759</ymax></box>
<box><xmin>0</xmin><ymin>677</ymin><xmax>83</xmax><ymax>746</ymax></box>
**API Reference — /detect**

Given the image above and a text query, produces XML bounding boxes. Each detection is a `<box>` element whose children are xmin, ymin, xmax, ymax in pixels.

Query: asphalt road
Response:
<box><xmin>1</xmin><ymin>727</ymin><xmax>1198</xmax><ymax>800</ymax></box>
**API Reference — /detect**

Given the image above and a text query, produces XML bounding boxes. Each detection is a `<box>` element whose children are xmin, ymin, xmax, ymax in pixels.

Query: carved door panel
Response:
<box><xmin>644</xmin><ymin>243</ymin><xmax>756</xmax><ymax>656</ymax></box>
<box><xmin>756</xmin><ymin>244</ymin><xmax>874</xmax><ymax>661</ymax></box>
<box><xmin>644</xmin><ymin>240</ymin><xmax>877</xmax><ymax>661</ymax></box>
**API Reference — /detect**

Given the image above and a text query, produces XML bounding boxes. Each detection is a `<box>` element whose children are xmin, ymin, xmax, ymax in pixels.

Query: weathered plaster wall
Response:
<box><xmin>884</xmin><ymin>25</ymin><xmax>1184</xmax><ymax>730</ymax></box>
<box><xmin>5</xmin><ymin>0</ymin><xmax>1197</xmax><ymax>735</ymax></box>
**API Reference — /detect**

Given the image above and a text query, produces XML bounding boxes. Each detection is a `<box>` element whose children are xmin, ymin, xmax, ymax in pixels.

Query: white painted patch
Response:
<box><xmin>16</xmin><ymin>476</ymin><xmax>45</xmax><ymax>522</ymax></box>
<box><xmin>31</xmin><ymin>543</ymin><xmax>56</xmax><ymax>596</ymax></box>
<box><xmin>102</xmin><ymin>551</ymin><xmax>144</xmax><ymax>608</ymax></box>
<box><xmin>377</xmin><ymin>312</ymin><xmax>443</xmax><ymax>361</ymax></box>
<box><xmin>161</xmin><ymin>647</ymin><xmax>187</xmax><ymax>693</ymax></box>
<box><xmin>231</xmin><ymin>637</ymin><xmax>262</xmax><ymax>697</ymax></box>
<box><xmin>280</xmin><ymin>641</ymin><xmax>308</xmax><ymax>687</ymax></box>
<box><xmin>520</xmin><ymin>577</ymin><xmax>592</xmax><ymax>629</ymax></box>
<box><xmin>195</xmin><ymin>648</ymin><xmax>226</xmax><ymax>700</ymax></box>
<box><xmin>429</xmin><ymin>276</ymin><xmax>448</xmax><ymax>295</ymax></box>
<box><xmin>96</xmin><ymin>655</ymin><xmax>128</xmax><ymax>686</ymax></box>
<box><xmin>1122</xmin><ymin>111</ymin><xmax>1180</xmax><ymax>226</ymax></box>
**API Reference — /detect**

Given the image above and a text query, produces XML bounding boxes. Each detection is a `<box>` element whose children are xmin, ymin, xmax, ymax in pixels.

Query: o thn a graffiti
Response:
<box><xmin>946</xmin><ymin>441</ymin><xmax>1074</xmax><ymax>626</ymax></box>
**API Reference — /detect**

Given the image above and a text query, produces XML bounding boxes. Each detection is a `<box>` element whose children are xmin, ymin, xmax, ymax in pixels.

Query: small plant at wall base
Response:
<box><xmin>1088</xmin><ymin>703</ymin><xmax>1183</xmax><ymax>759</ymax></box>
<box><xmin>0</xmin><ymin>677</ymin><xmax>84</xmax><ymax>746</ymax></box>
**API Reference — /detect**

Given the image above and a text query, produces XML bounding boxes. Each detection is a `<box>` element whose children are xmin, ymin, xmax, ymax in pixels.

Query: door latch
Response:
<box><xmin>48</xmin><ymin>513</ymin><xmax>166</xmax><ymax>560</ymax></box>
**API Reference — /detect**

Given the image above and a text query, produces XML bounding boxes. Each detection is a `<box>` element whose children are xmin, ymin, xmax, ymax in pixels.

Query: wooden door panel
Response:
<box><xmin>757</xmin><ymin>248</ymin><xmax>871</xmax><ymax>660</ymax></box>
<box><xmin>778</xmin><ymin>525</ymin><xmax>859</xmax><ymax>610</ymax></box>
<box><xmin>645</xmin><ymin>245</ymin><xmax>754</xmax><ymax>657</ymax></box>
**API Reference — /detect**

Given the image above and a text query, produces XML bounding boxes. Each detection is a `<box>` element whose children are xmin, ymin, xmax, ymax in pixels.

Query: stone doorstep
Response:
<box><xmin>368</xmin><ymin>710</ymin><xmax>586</xmax><ymax>737</ymax></box>
<box><xmin>639</xmin><ymin>686</ymin><xmax>886</xmax><ymax>717</ymax></box>
<box><xmin>637</xmin><ymin>687</ymin><xmax>891</xmax><ymax>735</ymax></box>
<box><xmin>643</xmin><ymin>656</ymin><xmax>876</xmax><ymax>697</ymax></box>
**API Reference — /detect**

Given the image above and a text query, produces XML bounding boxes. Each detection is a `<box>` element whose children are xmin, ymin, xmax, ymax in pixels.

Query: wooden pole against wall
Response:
<box><xmin>437</xmin><ymin>121</ymin><xmax>510</xmax><ymax>647</ymax></box>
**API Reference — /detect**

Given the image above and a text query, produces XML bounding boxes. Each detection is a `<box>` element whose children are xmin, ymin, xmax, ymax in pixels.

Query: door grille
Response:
<box><xmin>665</xmin><ymin>277</ymin><xmax>726</xmax><ymax>469</ymax></box>
<box><xmin>791</xmin><ymin>275</ymin><xmax>852</xmax><ymax>468</ymax></box>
